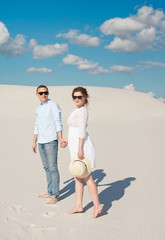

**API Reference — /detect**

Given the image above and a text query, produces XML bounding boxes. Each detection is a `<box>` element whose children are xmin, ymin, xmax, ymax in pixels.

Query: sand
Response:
<box><xmin>0</xmin><ymin>85</ymin><xmax>165</xmax><ymax>240</ymax></box>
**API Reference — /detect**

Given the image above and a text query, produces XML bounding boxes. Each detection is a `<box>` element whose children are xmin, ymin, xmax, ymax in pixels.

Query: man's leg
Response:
<box><xmin>38</xmin><ymin>143</ymin><xmax>52</xmax><ymax>196</ymax></box>
<box><xmin>44</xmin><ymin>140</ymin><xmax>60</xmax><ymax>199</ymax></box>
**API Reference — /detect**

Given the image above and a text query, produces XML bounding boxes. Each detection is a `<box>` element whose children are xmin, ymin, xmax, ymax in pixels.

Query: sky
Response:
<box><xmin>0</xmin><ymin>0</ymin><xmax>165</xmax><ymax>98</ymax></box>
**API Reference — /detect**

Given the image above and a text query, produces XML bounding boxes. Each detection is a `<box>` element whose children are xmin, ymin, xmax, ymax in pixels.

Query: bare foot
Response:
<box><xmin>92</xmin><ymin>205</ymin><xmax>103</xmax><ymax>219</ymax></box>
<box><xmin>38</xmin><ymin>194</ymin><xmax>52</xmax><ymax>199</ymax></box>
<box><xmin>47</xmin><ymin>197</ymin><xmax>59</xmax><ymax>204</ymax></box>
<box><xmin>67</xmin><ymin>207</ymin><xmax>83</xmax><ymax>214</ymax></box>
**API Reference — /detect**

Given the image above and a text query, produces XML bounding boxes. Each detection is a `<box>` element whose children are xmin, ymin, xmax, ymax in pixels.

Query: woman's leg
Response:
<box><xmin>67</xmin><ymin>177</ymin><xmax>84</xmax><ymax>214</ymax></box>
<box><xmin>84</xmin><ymin>174</ymin><xmax>103</xmax><ymax>218</ymax></box>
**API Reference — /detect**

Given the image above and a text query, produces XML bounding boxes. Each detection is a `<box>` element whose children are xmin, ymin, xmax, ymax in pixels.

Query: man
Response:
<box><xmin>32</xmin><ymin>85</ymin><xmax>67</xmax><ymax>204</ymax></box>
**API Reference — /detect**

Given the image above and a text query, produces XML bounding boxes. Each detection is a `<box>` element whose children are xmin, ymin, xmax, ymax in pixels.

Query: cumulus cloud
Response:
<box><xmin>63</xmin><ymin>54</ymin><xmax>108</xmax><ymax>75</ymax></box>
<box><xmin>57</xmin><ymin>29</ymin><xmax>100</xmax><ymax>47</ymax></box>
<box><xmin>0</xmin><ymin>22</ymin><xmax>9</xmax><ymax>45</ymax></box>
<box><xmin>100</xmin><ymin>17</ymin><xmax>144</xmax><ymax>36</ymax></box>
<box><xmin>109</xmin><ymin>65</ymin><xmax>134</xmax><ymax>74</ymax></box>
<box><xmin>26</xmin><ymin>67</ymin><xmax>52</xmax><ymax>74</ymax></box>
<box><xmin>100</xmin><ymin>6</ymin><xmax>165</xmax><ymax>52</ymax></box>
<box><xmin>29</xmin><ymin>39</ymin><xmax>68</xmax><ymax>59</ymax></box>
<box><xmin>123</xmin><ymin>84</ymin><xmax>135</xmax><ymax>91</ymax></box>
<box><xmin>0</xmin><ymin>22</ymin><xmax>26</xmax><ymax>57</ymax></box>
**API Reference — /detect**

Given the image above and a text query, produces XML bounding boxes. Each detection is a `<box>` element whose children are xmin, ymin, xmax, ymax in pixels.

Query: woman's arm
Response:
<box><xmin>77</xmin><ymin>108</ymin><xmax>88</xmax><ymax>159</ymax></box>
<box><xmin>78</xmin><ymin>138</ymin><xmax>84</xmax><ymax>160</ymax></box>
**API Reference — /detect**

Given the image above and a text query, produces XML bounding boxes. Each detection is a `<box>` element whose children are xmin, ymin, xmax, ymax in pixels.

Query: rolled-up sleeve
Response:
<box><xmin>51</xmin><ymin>103</ymin><xmax>63</xmax><ymax>132</ymax></box>
<box><xmin>78</xmin><ymin>108</ymin><xmax>88</xmax><ymax>139</ymax></box>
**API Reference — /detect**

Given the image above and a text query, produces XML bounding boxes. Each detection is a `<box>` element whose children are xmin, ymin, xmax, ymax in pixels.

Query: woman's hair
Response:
<box><xmin>72</xmin><ymin>86</ymin><xmax>89</xmax><ymax>105</ymax></box>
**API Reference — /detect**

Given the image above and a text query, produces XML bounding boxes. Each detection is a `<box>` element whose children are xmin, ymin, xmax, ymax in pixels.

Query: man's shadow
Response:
<box><xmin>59</xmin><ymin>169</ymin><xmax>136</xmax><ymax>217</ymax></box>
<box><xmin>59</xmin><ymin>169</ymin><xmax>106</xmax><ymax>200</ymax></box>
<box><xmin>83</xmin><ymin>177</ymin><xmax>136</xmax><ymax>217</ymax></box>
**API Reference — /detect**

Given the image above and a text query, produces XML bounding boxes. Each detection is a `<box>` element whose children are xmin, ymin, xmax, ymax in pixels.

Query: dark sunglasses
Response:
<box><xmin>72</xmin><ymin>96</ymin><xmax>83</xmax><ymax>100</ymax></box>
<box><xmin>38</xmin><ymin>91</ymin><xmax>48</xmax><ymax>95</ymax></box>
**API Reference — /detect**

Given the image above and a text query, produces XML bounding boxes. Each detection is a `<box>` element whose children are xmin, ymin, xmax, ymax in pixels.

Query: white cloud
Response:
<box><xmin>106</xmin><ymin>27</ymin><xmax>156</xmax><ymax>52</ymax></box>
<box><xmin>100</xmin><ymin>17</ymin><xmax>144</xmax><ymax>36</ymax></box>
<box><xmin>89</xmin><ymin>66</ymin><xmax>109</xmax><ymax>75</ymax></box>
<box><xmin>29</xmin><ymin>39</ymin><xmax>68</xmax><ymax>59</ymax></box>
<box><xmin>0</xmin><ymin>22</ymin><xmax>10</xmax><ymax>45</ymax></box>
<box><xmin>109</xmin><ymin>65</ymin><xmax>134</xmax><ymax>74</ymax></box>
<box><xmin>123</xmin><ymin>84</ymin><xmax>135</xmax><ymax>91</ymax></box>
<box><xmin>140</xmin><ymin>60</ymin><xmax>165</xmax><ymax>68</ymax></box>
<box><xmin>0</xmin><ymin>22</ymin><xmax>26</xmax><ymax>57</ymax></box>
<box><xmin>100</xmin><ymin>6</ymin><xmax>165</xmax><ymax>52</ymax></box>
<box><xmin>63</xmin><ymin>54</ymin><xmax>108</xmax><ymax>75</ymax></box>
<box><xmin>57</xmin><ymin>29</ymin><xmax>100</xmax><ymax>47</ymax></box>
<box><xmin>27</xmin><ymin>67</ymin><xmax>52</xmax><ymax>74</ymax></box>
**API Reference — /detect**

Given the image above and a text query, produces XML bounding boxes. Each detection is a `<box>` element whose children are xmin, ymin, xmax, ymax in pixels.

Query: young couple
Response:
<box><xmin>32</xmin><ymin>85</ymin><xmax>103</xmax><ymax>218</ymax></box>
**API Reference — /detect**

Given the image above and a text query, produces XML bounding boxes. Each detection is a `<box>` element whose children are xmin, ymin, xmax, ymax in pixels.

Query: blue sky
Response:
<box><xmin>0</xmin><ymin>0</ymin><xmax>165</xmax><ymax>98</ymax></box>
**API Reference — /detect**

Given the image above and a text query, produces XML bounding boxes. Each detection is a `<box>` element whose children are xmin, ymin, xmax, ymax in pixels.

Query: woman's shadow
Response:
<box><xmin>83</xmin><ymin>176</ymin><xmax>136</xmax><ymax>217</ymax></box>
<box><xmin>59</xmin><ymin>169</ymin><xmax>136</xmax><ymax>217</ymax></box>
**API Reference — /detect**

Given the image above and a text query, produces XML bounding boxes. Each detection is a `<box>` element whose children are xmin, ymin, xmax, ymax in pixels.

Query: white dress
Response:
<box><xmin>67</xmin><ymin>106</ymin><xmax>96</xmax><ymax>168</ymax></box>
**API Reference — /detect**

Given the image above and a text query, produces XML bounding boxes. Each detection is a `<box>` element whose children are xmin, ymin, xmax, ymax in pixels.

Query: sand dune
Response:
<box><xmin>0</xmin><ymin>85</ymin><xmax>165</xmax><ymax>240</ymax></box>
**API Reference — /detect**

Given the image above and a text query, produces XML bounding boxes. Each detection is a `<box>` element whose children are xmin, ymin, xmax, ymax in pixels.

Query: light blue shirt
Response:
<box><xmin>34</xmin><ymin>99</ymin><xmax>63</xmax><ymax>143</ymax></box>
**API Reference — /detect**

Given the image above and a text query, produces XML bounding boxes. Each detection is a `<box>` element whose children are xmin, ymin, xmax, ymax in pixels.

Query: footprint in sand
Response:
<box><xmin>9</xmin><ymin>205</ymin><xmax>32</xmax><ymax>216</ymax></box>
<box><xmin>40</xmin><ymin>226</ymin><xmax>58</xmax><ymax>232</ymax></box>
<box><xmin>41</xmin><ymin>211</ymin><xmax>58</xmax><ymax>218</ymax></box>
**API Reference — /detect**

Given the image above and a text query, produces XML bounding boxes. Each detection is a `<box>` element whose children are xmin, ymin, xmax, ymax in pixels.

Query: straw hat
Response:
<box><xmin>69</xmin><ymin>156</ymin><xmax>91</xmax><ymax>178</ymax></box>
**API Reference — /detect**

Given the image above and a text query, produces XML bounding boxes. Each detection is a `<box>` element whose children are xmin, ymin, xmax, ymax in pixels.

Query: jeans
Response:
<box><xmin>38</xmin><ymin>140</ymin><xmax>60</xmax><ymax>198</ymax></box>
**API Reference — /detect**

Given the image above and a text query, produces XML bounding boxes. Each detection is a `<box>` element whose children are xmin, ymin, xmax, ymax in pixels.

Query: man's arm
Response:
<box><xmin>32</xmin><ymin>134</ymin><xmax>38</xmax><ymax>153</ymax></box>
<box><xmin>57</xmin><ymin>131</ymin><xmax>68</xmax><ymax>148</ymax></box>
<box><xmin>51</xmin><ymin>103</ymin><xmax>67</xmax><ymax>148</ymax></box>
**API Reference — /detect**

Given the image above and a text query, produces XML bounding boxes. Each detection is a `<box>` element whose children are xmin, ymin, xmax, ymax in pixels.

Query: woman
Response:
<box><xmin>67</xmin><ymin>86</ymin><xmax>103</xmax><ymax>218</ymax></box>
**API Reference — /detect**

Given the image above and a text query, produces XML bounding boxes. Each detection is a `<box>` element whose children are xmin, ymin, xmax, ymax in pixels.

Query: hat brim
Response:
<box><xmin>69</xmin><ymin>156</ymin><xmax>92</xmax><ymax>178</ymax></box>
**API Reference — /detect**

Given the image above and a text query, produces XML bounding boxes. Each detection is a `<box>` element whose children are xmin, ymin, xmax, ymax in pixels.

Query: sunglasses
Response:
<box><xmin>38</xmin><ymin>91</ymin><xmax>48</xmax><ymax>95</ymax></box>
<box><xmin>72</xmin><ymin>96</ymin><xmax>83</xmax><ymax>100</ymax></box>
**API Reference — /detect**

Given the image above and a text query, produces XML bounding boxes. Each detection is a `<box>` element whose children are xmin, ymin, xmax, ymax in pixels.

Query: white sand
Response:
<box><xmin>0</xmin><ymin>85</ymin><xmax>165</xmax><ymax>240</ymax></box>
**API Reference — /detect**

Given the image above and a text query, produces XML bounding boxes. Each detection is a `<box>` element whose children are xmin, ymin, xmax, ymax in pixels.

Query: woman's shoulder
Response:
<box><xmin>79</xmin><ymin>106</ymin><xmax>87</xmax><ymax>112</ymax></box>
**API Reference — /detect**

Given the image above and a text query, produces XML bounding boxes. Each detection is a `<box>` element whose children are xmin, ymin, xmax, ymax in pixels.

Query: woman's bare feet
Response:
<box><xmin>67</xmin><ymin>207</ymin><xmax>83</xmax><ymax>214</ymax></box>
<box><xmin>47</xmin><ymin>197</ymin><xmax>59</xmax><ymax>204</ymax></box>
<box><xmin>92</xmin><ymin>205</ymin><xmax>103</xmax><ymax>219</ymax></box>
<box><xmin>38</xmin><ymin>194</ymin><xmax>52</xmax><ymax>199</ymax></box>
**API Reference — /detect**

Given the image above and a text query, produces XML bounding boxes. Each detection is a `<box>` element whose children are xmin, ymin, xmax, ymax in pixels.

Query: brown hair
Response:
<box><xmin>36</xmin><ymin>85</ymin><xmax>49</xmax><ymax>93</ymax></box>
<box><xmin>72</xmin><ymin>86</ymin><xmax>89</xmax><ymax>105</ymax></box>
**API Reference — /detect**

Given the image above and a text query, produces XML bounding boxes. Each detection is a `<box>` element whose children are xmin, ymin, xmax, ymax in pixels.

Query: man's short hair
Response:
<box><xmin>36</xmin><ymin>85</ymin><xmax>49</xmax><ymax>93</ymax></box>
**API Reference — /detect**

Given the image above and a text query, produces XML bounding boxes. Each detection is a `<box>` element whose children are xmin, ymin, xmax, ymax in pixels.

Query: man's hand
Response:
<box><xmin>60</xmin><ymin>139</ymin><xmax>68</xmax><ymax>148</ymax></box>
<box><xmin>32</xmin><ymin>143</ymin><xmax>37</xmax><ymax>153</ymax></box>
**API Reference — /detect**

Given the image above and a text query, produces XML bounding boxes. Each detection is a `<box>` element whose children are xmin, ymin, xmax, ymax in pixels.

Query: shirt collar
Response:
<box><xmin>41</xmin><ymin>99</ymin><xmax>50</xmax><ymax>105</ymax></box>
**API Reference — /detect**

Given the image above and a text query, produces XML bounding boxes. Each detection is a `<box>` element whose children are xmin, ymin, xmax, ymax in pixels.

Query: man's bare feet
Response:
<box><xmin>38</xmin><ymin>194</ymin><xmax>52</xmax><ymax>199</ymax></box>
<box><xmin>67</xmin><ymin>207</ymin><xmax>83</xmax><ymax>214</ymax></box>
<box><xmin>92</xmin><ymin>205</ymin><xmax>103</xmax><ymax>219</ymax></box>
<box><xmin>47</xmin><ymin>197</ymin><xmax>59</xmax><ymax>204</ymax></box>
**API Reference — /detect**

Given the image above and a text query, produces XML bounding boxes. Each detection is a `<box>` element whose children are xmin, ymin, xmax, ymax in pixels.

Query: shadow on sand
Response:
<box><xmin>59</xmin><ymin>169</ymin><xmax>106</xmax><ymax>201</ymax></box>
<box><xmin>84</xmin><ymin>176</ymin><xmax>136</xmax><ymax>217</ymax></box>
<box><xmin>59</xmin><ymin>169</ymin><xmax>136</xmax><ymax>217</ymax></box>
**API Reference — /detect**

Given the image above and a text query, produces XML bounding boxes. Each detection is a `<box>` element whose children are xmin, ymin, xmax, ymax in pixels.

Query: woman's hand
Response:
<box><xmin>78</xmin><ymin>151</ymin><xmax>84</xmax><ymax>160</ymax></box>
<box><xmin>60</xmin><ymin>139</ymin><xmax>68</xmax><ymax>148</ymax></box>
